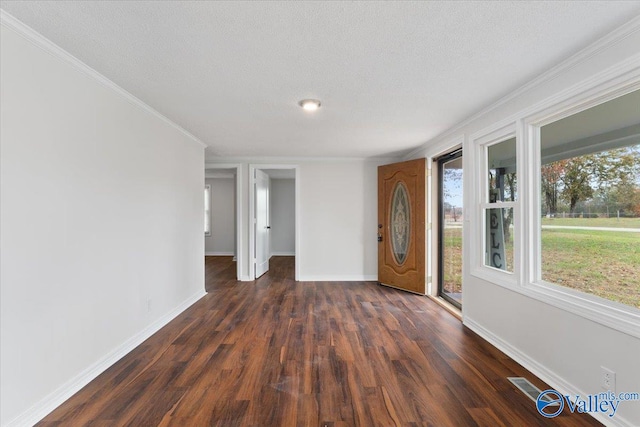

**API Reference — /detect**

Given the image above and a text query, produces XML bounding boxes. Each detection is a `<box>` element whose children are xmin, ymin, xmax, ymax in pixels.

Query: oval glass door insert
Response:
<box><xmin>390</xmin><ymin>181</ymin><xmax>411</xmax><ymax>265</ymax></box>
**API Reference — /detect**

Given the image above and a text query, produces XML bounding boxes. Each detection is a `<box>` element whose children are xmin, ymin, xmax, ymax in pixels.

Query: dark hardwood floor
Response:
<box><xmin>37</xmin><ymin>256</ymin><xmax>601</xmax><ymax>426</ymax></box>
<box><xmin>205</xmin><ymin>256</ymin><xmax>238</xmax><ymax>292</ymax></box>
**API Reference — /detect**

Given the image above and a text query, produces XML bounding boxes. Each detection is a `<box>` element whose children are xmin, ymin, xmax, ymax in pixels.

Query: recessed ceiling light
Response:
<box><xmin>298</xmin><ymin>99</ymin><xmax>321</xmax><ymax>111</ymax></box>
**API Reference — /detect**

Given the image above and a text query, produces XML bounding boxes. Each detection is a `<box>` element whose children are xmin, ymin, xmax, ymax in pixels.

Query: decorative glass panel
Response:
<box><xmin>390</xmin><ymin>182</ymin><xmax>411</xmax><ymax>265</ymax></box>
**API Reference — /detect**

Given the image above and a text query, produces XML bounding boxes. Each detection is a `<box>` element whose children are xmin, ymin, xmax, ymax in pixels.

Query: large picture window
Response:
<box><xmin>539</xmin><ymin>89</ymin><xmax>640</xmax><ymax>309</ymax></box>
<box><xmin>470</xmin><ymin>73</ymin><xmax>640</xmax><ymax>336</ymax></box>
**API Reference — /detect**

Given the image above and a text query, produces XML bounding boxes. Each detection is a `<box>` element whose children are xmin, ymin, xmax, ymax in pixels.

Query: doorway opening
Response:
<box><xmin>437</xmin><ymin>149</ymin><xmax>463</xmax><ymax>309</ymax></box>
<box><xmin>249</xmin><ymin>165</ymin><xmax>299</xmax><ymax>280</ymax></box>
<box><xmin>204</xmin><ymin>165</ymin><xmax>242</xmax><ymax>287</ymax></box>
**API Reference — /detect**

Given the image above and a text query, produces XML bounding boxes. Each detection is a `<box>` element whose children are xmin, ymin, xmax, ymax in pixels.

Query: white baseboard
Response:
<box><xmin>5</xmin><ymin>290</ymin><xmax>206</xmax><ymax>427</ymax></box>
<box><xmin>269</xmin><ymin>252</ymin><xmax>295</xmax><ymax>257</ymax></box>
<box><xmin>240</xmin><ymin>274</ymin><xmax>376</xmax><ymax>282</ymax></box>
<box><xmin>463</xmin><ymin>317</ymin><xmax>633</xmax><ymax>427</ymax></box>
<box><xmin>205</xmin><ymin>252</ymin><xmax>234</xmax><ymax>256</ymax></box>
<box><xmin>297</xmin><ymin>275</ymin><xmax>377</xmax><ymax>282</ymax></box>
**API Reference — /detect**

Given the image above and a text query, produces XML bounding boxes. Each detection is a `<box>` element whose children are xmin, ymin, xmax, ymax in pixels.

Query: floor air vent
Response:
<box><xmin>508</xmin><ymin>377</ymin><xmax>559</xmax><ymax>405</ymax></box>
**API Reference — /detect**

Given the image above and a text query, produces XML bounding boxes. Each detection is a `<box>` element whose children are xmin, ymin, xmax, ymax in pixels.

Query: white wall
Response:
<box><xmin>298</xmin><ymin>161</ymin><xmax>381</xmax><ymax>281</ymax></box>
<box><xmin>406</xmin><ymin>21</ymin><xmax>640</xmax><ymax>427</ymax></box>
<box><xmin>0</xmin><ymin>22</ymin><xmax>205</xmax><ymax>427</ymax></box>
<box><xmin>269</xmin><ymin>179</ymin><xmax>295</xmax><ymax>256</ymax></box>
<box><xmin>206</xmin><ymin>159</ymin><xmax>395</xmax><ymax>281</ymax></box>
<box><xmin>205</xmin><ymin>177</ymin><xmax>236</xmax><ymax>255</ymax></box>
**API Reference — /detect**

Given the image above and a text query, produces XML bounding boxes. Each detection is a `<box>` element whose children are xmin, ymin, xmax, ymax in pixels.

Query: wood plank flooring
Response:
<box><xmin>205</xmin><ymin>256</ymin><xmax>237</xmax><ymax>292</ymax></box>
<box><xmin>37</xmin><ymin>256</ymin><xmax>601</xmax><ymax>426</ymax></box>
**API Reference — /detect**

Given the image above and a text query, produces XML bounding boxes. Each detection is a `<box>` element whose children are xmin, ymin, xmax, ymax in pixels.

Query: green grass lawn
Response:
<box><xmin>442</xmin><ymin>227</ymin><xmax>462</xmax><ymax>296</ymax></box>
<box><xmin>442</xmin><ymin>225</ymin><xmax>640</xmax><ymax>309</ymax></box>
<box><xmin>541</xmin><ymin>217</ymin><xmax>640</xmax><ymax>228</ymax></box>
<box><xmin>542</xmin><ymin>228</ymin><xmax>640</xmax><ymax>308</ymax></box>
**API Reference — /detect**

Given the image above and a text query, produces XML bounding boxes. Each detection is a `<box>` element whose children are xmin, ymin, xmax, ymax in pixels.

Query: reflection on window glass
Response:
<box><xmin>540</xmin><ymin>89</ymin><xmax>640</xmax><ymax>308</ymax></box>
<box><xmin>484</xmin><ymin>208</ymin><xmax>514</xmax><ymax>272</ymax></box>
<box><xmin>484</xmin><ymin>138</ymin><xmax>516</xmax><ymax>273</ymax></box>
<box><xmin>488</xmin><ymin>137</ymin><xmax>517</xmax><ymax>202</ymax></box>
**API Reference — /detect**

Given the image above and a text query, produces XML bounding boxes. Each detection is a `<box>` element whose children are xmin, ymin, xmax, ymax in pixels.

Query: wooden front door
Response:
<box><xmin>378</xmin><ymin>158</ymin><xmax>426</xmax><ymax>294</ymax></box>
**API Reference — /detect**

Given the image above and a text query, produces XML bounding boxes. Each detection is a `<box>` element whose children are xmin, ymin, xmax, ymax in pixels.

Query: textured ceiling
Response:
<box><xmin>2</xmin><ymin>1</ymin><xmax>640</xmax><ymax>159</ymax></box>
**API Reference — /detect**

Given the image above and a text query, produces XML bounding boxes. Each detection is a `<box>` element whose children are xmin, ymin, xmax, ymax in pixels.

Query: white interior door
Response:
<box><xmin>255</xmin><ymin>169</ymin><xmax>270</xmax><ymax>278</ymax></box>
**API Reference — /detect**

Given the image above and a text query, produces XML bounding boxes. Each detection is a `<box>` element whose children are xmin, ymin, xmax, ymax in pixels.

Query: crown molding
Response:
<box><xmin>0</xmin><ymin>9</ymin><xmax>207</xmax><ymax>149</ymax></box>
<box><xmin>405</xmin><ymin>14</ymin><xmax>640</xmax><ymax>160</ymax></box>
<box><xmin>205</xmin><ymin>155</ymin><xmax>401</xmax><ymax>164</ymax></box>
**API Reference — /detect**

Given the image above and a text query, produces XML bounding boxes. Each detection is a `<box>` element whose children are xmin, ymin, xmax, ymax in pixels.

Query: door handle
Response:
<box><xmin>266</xmin><ymin>226</ymin><xmax>271</xmax><ymax>229</ymax></box>
<box><xmin>377</xmin><ymin>233</ymin><xmax>383</xmax><ymax>242</ymax></box>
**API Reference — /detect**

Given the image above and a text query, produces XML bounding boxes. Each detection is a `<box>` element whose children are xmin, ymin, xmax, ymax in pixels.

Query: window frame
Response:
<box><xmin>521</xmin><ymin>82</ymin><xmax>640</xmax><ymax>338</ymax></box>
<box><xmin>463</xmin><ymin>52</ymin><xmax>640</xmax><ymax>339</ymax></box>
<box><xmin>471</xmin><ymin>122</ymin><xmax>521</xmax><ymax>287</ymax></box>
<box><xmin>204</xmin><ymin>184</ymin><xmax>212</xmax><ymax>237</ymax></box>
<box><xmin>437</xmin><ymin>148</ymin><xmax>464</xmax><ymax>309</ymax></box>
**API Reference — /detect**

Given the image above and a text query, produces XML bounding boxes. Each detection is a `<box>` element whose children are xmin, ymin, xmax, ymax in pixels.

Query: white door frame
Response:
<box><xmin>249</xmin><ymin>164</ymin><xmax>299</xmax><ymax>281</ymax></box>
<box><xmin>204</xmin><ymin>163</ymin><xmax>243</xmax><ymax>282</ymax></box>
